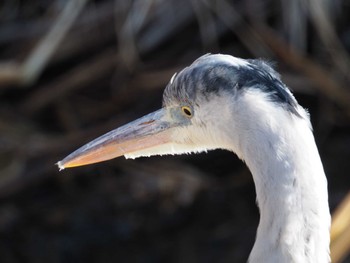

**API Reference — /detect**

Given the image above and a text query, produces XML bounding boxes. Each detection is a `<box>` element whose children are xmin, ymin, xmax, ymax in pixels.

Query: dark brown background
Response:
<box><xmin>0</xmin><ymin>0</ymin><xmax>349</xmax><ymax>262</ymax></box>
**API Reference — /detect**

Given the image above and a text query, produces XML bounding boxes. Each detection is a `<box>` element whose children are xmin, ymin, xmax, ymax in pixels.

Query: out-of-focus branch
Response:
<box><xmin>22</xmin><ymin>48</ymin><xmax>117</xmax><ymax>113</ymax></box>
<box><xmin>255</xmin><ymin>25</ymin><xmax>350</xmax><ymax>117</ymax></box>
<box><xmin>331</xmin><ymin>192</ymin><xmax>350</xmax><ymax>263</ymax></box>
<box><xmin>201</xmin><ymin>0</ymin><xmax>273</xmax><ymax>58</ymax></box>
<box><xmin>307</xmin><ymin>0</ymin><xmax>350</xmax><ymax>81</ymax></box>
<box><xmin>0</xmin><ymin>0</ymin><xmax>87</xmax><ymax>87</ymax></box>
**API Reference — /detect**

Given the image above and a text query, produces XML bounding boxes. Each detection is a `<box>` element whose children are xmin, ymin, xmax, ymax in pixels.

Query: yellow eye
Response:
<box><xmin>181</xmin><ymin>106</ymin><xmax>193</xmax><ymax>118</ymax></box>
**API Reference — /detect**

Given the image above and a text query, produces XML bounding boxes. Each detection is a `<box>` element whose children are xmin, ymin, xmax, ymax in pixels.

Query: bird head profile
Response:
<box><xmin>57</xmin><ymin>54</ymin><xmax>330</xmax><ymax>263</ymax></box>
<box><xmin>57</xmin><ymin>54</ymin><xmax>304</xmax><ymax>169</ymax></box>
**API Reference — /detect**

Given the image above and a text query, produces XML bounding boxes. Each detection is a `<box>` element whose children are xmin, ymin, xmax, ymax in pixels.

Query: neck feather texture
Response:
<box><xmin>230</xmin><ymin>93</ymin><xmax>330</xmax><ymax>263</ymax></box>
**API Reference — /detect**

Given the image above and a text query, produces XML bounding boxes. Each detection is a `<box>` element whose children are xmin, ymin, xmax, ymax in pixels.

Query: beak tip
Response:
<box><xmin>56</xmin><ymin>161</ymin><xmax>65</xmax><ymax>171</ymax></box>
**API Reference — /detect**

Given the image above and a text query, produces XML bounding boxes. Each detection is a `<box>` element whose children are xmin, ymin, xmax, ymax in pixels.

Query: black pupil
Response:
<box><xmin>184</xmin><ymin>108</ymin><xmax>191</xmax><ymax>116</ymax></box>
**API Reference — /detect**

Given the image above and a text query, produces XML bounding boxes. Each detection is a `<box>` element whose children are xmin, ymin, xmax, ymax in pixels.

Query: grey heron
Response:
<box><xmin>57</xmin><ymin>54</ymin><xmax>331</xmax><ymax>262</ymax></box>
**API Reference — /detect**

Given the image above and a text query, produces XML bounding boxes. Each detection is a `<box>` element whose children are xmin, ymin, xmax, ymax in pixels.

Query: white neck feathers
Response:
<box><xmin>228</xmin><ymin>90</ymin><xmax>330</xmax><ymax>262</ymax></box>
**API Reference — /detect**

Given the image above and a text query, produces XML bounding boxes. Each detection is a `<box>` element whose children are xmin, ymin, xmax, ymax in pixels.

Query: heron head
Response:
<box><xmin>57</xmin><ymin>54</ymin><xmax>300</xmax><ymax>169</ymax></box>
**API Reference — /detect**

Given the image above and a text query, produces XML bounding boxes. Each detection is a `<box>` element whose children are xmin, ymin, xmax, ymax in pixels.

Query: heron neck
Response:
<box><xmin>239</xmin><ymin>117</ymin><xmax>330</xmax><ymax>263</ymax></box>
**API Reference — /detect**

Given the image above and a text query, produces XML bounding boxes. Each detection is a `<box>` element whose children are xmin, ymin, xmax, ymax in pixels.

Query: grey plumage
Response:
<box><xmin>164</xmin><ymin>54</ymin><xmax>300</xmax><ymax>117</ymax></box>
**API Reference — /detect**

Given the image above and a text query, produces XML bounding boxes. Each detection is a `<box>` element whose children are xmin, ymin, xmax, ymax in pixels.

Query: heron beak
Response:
<box><xmin>57</xmin><ymin>108</ymin><xmax>178</xmax><ymax>170</ymax></box>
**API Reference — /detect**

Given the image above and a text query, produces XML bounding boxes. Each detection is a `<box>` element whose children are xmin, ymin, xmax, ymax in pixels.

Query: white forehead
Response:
<box><xmin>196</xmin><ymin>54</ymin><xmax>249</xmax><ymax>68</ymax></box>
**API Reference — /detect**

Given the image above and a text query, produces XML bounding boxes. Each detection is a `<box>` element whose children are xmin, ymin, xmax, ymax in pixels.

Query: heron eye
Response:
<box><xmin>181</xmin><ymin>106</ymin><xmax>193</xmax><ymax>118</ymax></box>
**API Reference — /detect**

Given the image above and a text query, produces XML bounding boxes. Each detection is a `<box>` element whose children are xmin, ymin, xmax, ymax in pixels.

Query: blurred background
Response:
<box><xmin>0</xmin><ymin>0</ymin><xmax>350</xmax><ymax>262</ymax></box>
